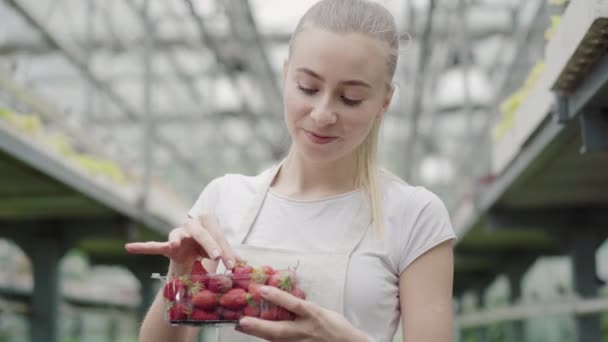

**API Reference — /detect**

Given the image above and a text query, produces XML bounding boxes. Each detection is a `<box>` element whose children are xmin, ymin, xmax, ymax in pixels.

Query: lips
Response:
<box><xmin>304</xmin><ymin>129</ymin><xmax>338</xmax><ymax>145</ymax></box>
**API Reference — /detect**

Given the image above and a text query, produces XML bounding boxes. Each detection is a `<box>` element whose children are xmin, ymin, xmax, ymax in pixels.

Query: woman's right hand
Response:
<box><xmin>125</xmin><ymin>213</ymin><xmax>238</xmax><ymax>271</ymax></box>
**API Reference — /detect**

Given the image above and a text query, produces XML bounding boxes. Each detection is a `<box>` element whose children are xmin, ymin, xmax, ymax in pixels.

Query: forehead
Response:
<box><xmin>290</xmin><ymin>28</ymin><xmax>389</xmax><ymax>86</ymax></box>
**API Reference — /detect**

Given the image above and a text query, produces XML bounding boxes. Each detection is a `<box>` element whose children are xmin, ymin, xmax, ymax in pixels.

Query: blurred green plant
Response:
<box><xmin>492</xmin><ymin>61</ymin><xmax>545</xmax><ymax>142</ymax></box>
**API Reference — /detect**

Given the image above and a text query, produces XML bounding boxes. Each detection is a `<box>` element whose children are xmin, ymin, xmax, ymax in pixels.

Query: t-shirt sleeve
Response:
<box><xmin>187</xmin><ymin>177</ymin><xmax>223</xmax><ymax>219</ymax></box>
<box><xmin>398</xmin><ymin>190</ymin><xmax>457</xmax><ymax>275</ymax></box>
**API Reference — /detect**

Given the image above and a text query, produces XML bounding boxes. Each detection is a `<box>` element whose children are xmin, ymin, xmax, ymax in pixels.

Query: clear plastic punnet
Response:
<box><xmin>152</xmin><ymin>260</ymin><xmax>306</xmax><ymax>325</ymax></box>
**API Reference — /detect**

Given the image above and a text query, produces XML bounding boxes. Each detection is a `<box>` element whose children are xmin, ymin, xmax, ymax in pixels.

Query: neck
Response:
<box><xmin>272</xmin><ymin>149</ymin><xmax>359</xmax><ymax>200</ymax></box>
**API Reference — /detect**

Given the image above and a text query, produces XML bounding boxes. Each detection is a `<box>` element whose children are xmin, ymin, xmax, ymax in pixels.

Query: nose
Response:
<box><xmin>310</xmin><ymin>96</ymin><xmax>337</xmax><ymax>127</ymax></box>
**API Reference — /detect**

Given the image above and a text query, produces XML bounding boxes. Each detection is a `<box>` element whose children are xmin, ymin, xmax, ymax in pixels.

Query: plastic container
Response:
<box><xmin>152</xmin><ymin>261</ymin><xmax>306</xmax><ymax>325</ymax></box>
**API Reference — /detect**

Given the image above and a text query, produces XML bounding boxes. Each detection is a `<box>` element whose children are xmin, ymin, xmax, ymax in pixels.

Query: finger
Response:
<box><xmin>259</xmin><ymin>286</ymin><xmax>313</xmax><ymax>317</ymax></box>
<box><xmin>237</xmin><ymin>317</ymin><xmax>298</xmax><ymax>341</ymax></box>
<box><xmin>125</xmin><ymin>241</ymin><xmax>171</xmax><ymax>255</ymax></box>
<box><xmin>198</xmin><ymin>214</ymin><xmax>237</xmax><ymax>269</ymax></box>
<box><xmin>168</xmin><ymin>228</ymin><xmax>187</xmax><ymax>249</ymax></box>
<box><xmin>182</xmin><ymin>218</ymin><xmax>222</xmax><ymax>261</ymax></box>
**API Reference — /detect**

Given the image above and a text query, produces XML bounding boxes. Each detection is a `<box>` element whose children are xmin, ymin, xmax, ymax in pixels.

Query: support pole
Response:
<box><xmin>475</xmin><ymin>288</ymin><xmax>488</xmax><ymax>342</ymax></box>
<box><xmin>570</xmin><ymin>231</ymin><xmax>601</xmax><ymax>342</ymax></box>
<box><xmin>22</xmin><ymin>237</ymin><xmax>67</xmax><ymax>342</ymax></box>
<box><xmin>507</xmin><ymin>271</ymin><xmax>525</xmax><ymax>342</ymax></box>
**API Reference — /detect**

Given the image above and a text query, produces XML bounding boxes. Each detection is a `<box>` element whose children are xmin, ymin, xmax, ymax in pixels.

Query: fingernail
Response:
<box><xmin>238</xmin><ymin>318</ymin><xmax>250</xmax><ymax>328</ymax></box>
<box><xmin>211</xmin><ymin>249</ymin><xmax>221</xmax><ymax>259</ymax></box>
<box><xmin>260</xmin><ymin>286</ymin><xmax>270</xmax><ymax>297</ymax></box>
<box><xmin>227</xmin><ymin>259</ymin><xmax>235</xmax><ymax>269</ymax></box>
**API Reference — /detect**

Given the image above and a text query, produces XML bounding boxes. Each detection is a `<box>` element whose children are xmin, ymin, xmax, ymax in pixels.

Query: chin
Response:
<box><xmin>293</xmin><ymin>139</ymin><xmax>350</xmax><ymax>165</ymax></box>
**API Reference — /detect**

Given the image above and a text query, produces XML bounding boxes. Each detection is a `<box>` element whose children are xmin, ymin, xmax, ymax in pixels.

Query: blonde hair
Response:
<box><xmin>289</xmin><ymin>0</ymin><xmax>400</xmax><ymax>235</ymax></box>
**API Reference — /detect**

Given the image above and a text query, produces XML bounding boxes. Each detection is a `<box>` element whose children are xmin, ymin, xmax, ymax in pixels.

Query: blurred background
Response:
<box><xmin>0</xmin><ymin>0</ymin><xmax>607</xmax><ymax>341</ymax></box>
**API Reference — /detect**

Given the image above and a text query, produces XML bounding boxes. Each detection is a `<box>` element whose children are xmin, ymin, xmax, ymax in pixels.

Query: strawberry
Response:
<box><xmin>190</xmin><ymin>260</ymin><xmax>208</xmax><ymax>276</ymax></box>
<box><xmin>191</xmin><ymin>309</ymin><xmax>219</xmax><ymax>321</ymax></box>
<box><xmin>219</xmin><ymin>288</ymin><xmax>251</xmax><ymax>310</ymax></box>
<box><xmin>260</xmin><ymin>304</ymin><xmax>278</xmax><ymax>321</ymax></box>
<box><xmin>248</xmin><ymin>283</ymin><xmax>264</xmax><ymax>302</ymax></box>
<box><xmin>208</xmin><ymin>275</ymin><xmax>233</xmax><ymax>293</ymax></box>
<box><xmin>189</xmin><ymin>260</ymin><xmax>209</xmax><ymax>291</ymax></box>
<box><xmin>163</xmin><ymin>277</ymin><xmax>188</xmax><ymax>301</ymax></box>
<box><xmin>243</xmin><ymin>303</ymin><xmax>260</xmax><ymax>317</ymax></box>
<box><xmin>233</xmin><ymin>262</ymin><xmax>254</xmax><ymax>289</ymax></box>
<box><xmin>260</xmin><ymin>265</ymin><xmax>276</xmax><ymax>276</ymax></box>
<box><xmin>291</xmin><ymin>287</ymin><xmax>306</xmax><ymax>300</ymax></box>
<box><xmin>268</xmin><ymin>270</ymin><xmax>294</xmax><ymax>292</ymax></box>
<box><xmin>233</xmin><ymin>261</ymin><xmax>253</xmax><ymax>275</ymax></box>
<box><xmin>192</xmin><ymin>289</ymin><xmax>218</xmax><ymax>310</ymax></box>
<box><xmin>277</xmin><ymin>307</ymin><xmax>295</xmax><ymax>321</ymax></box>
<box><xmin>221</xmin><ymin>308</ymin><xmax>242</xmax><ymax>320</ymax></box>
<box><xmin>168</xmin><ymin>302</ymin><xmax>191</xmax><ymax>321</ymax></box>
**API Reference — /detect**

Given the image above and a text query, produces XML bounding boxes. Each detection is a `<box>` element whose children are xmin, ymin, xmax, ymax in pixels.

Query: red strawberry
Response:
<box><xmin>277</xmin><ymin>307</ymin><xmax>295</xmax><ymax>321</ymax></box>
<box><xmin>243</xmin><ymin>303</ymin><xmax>260</xmax><ymax>317</ymax></box>
<box><xmin>233</xmin><ymin>261</ymin><xmax>253</xmax><ymax>275</ymax></box>
<box><xmin>192</xmin><ymin>289</ymin><xmax>218</xmax><ymax>310</ymax></box>
<box><xmin>189</xmin><ymin>260</ymin><xmax>209</xmax><ymax>290</ymax></box>
<box><xmin>248</xmin><ymin>283</ymin><xmax>264</xmax><ymax>302</ymax></box>
<box><xmin>291</xmin><ymin>287</ymin><xmax>306</xmax><ymax>300</ymax></box>
<box><xmin>268</xmin><ymin>270</ymin><xmax>294</xmax><ymax>292</ymax></box>
<box><xmin>208</xmin><ymin>275</ymin><xmax>232</xmax><ymax>293</ymax></box>
<box><xmin>168</xmin><ymin>302</ymin><xmax>191</xmax><ymax>321</ymax></box>
<box><xmin>219</xmin><ymin>288</ymin><xmax>250</xmax><ymax>310</ymax></box>
<box><xmin>191</xmin><ymin>260</ymin><xmax>208</xmax><ymax>276</ymax></box>
<box><xmin>260</xmin><ymin>304</ymin><xmax>278</xmax><ymax>321</ymax></box>
<box><xmin>233</xmin><ymin>262</ymin><xmax>254</xmax><ymax>289</ymax></box>
<box><xmin>221</xmin><ymin>308</ymin><xmax>242</xmax><ymax>320</ymax></box>
<box><xmin>191</xmin><ymin>309</ymin><xmax>219</xmax><ymax>321</ymax></box>
<box><xmin>260</xmin><ymin>265</ymin><xmax>276</xmax><ymax>276</ymax></box>
<box><xmin>163</xmin><ymin>277</ymin><xmax>188</xmax><ymax>301</ymax></box>
<box><xmin>250</xmin><ymin>268</ymin><xmax>269</xmax><ymax>285</ymax></box>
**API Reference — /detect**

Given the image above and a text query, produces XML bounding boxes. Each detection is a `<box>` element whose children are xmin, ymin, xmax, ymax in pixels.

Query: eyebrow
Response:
<box><xmin>296</xmin><ymin>67</ymin><xmax>372</xmax><ymax>88</ymax></box>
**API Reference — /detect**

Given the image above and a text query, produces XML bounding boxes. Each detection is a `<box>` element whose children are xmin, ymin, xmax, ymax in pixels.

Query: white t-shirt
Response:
<box><xmin>188</xmin><ymin>169</ymin><xmax>456</xmax><ymax>342</ymax></box>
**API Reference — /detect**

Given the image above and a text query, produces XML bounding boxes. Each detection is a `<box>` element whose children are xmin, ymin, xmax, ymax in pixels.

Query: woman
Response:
<box><xmin>126</xmin><ymin>0</ymin><xmax>456</xmax><ymax>341</ymax></box>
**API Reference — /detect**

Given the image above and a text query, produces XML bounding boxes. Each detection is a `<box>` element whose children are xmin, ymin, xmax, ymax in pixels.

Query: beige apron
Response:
<box><xmin>206</xmin><ymin>163</ymin><xmax>370</xmax><ymax>341</ymax></box>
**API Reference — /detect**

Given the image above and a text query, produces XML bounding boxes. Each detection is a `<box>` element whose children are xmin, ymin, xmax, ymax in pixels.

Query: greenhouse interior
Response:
<box><xmin>0</xmin><ymin>0</ymin><xmax>607</xmax><ymax>341</ymax></box>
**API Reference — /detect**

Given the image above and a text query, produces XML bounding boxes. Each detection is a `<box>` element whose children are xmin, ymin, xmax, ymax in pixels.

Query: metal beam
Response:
<box><xmin>457</xmin><ymin>295</ymin><xmax>608</xmax><ymax>329</ymax></box>
<box><xmin>183</xmin><ymin>0</ymin><xmax>284</xmax><ymax>158</ymax></box>
<box><xmin>223</xmin><ymin>0</ymin><xmax>282</xmax><ymax>115</ymax></box>
<box><xmin>124</xmin><ymin>0</ymin><xmax>206</xmax><ymax>107</ymax></box>
<box><xmin>88</xmin><ymin>110</ymin><xmax>257</xmax><ymax>125</ymax></box>
<box><xmin>403</xmin><ymin>0</ymin><xmax>436</xmax><ymax>177</ymax></box>
<box><xmin>579</xmin><ymin>109</ymin><xmax>608</xmax><ymax>153</ymax></box>
<box><xmin>488</xmin><ymin>206</ymin><xmax>608</xmax><ymax>231</ymax></box>
<box><xmin>0</xmin><ymin>30</ymin><xmax>403</xmax><ymax>55</ymax></box>
<box><xmin>3</xmin><ymin>0</ymin><xmax>202</xmax><ymax>179</ymax></box>
<box><xmin>0</xmin><ymin>29</ymin><xmax>508</xmax><ymax>57</ymax></box>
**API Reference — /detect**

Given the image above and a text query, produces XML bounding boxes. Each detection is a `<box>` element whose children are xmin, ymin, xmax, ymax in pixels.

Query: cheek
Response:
<box><xmin>283</xmin><ymin>89</ymin><xmax>310</xmax><ymax>122</ymax></box>
<box><xmin>344</xmin><ymin>106</ymin><xmax>378</xmax><ymax>137</ymax></box>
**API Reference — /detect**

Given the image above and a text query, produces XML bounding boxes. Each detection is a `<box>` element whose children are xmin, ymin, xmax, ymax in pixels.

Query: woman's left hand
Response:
<box><xmin>235</xmin><ymin>286</ymin><xmax>370</xmax><ymax>342</ymax></box>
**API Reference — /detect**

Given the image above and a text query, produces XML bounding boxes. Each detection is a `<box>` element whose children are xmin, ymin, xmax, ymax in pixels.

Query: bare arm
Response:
<box><xmin>139</xmin><ymin>261</ymin><xmax>207</xmax><ymax>342</ymax></box>
<box><xmin>127</xmin><ymin>214</ymin><xmax>231</xmax><ymax>342</ymax></box>
<box><xmin>399</xmin><ymin>240</ymin><xmax>455</xmax><ymax>342</ymax></box>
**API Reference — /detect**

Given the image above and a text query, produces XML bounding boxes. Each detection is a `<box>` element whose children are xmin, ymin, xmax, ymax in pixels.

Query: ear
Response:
<box><xmin>379</xmin><ymin>85</ymin><xmax>395</xmax><ymax>118</ymax></box>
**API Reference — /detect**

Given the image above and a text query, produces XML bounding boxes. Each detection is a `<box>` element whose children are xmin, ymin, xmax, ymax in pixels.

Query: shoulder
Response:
<box><xmin>379</xmin><ymin>170</ymin><xmax>446</xmax><ymax>215</ymax></box>
<box><xmin>214</xmin><ymin>164</ymin><xmax>276</xmax><ymax>194</ymax></box>
<box><xmin>188</xmin><ymin>164</ymin><xmax>277</xmax><ymax>217</ymax></box>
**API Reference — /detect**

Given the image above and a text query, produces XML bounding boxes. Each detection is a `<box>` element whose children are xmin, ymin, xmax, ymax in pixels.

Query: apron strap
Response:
<box><xmin>234</xmin><ymin>163</ymin><xmax>282</xmax><ymax>244</ymax></box>
<box><xmin>234</xmin><ymin>160</ymin><xmax>371</xmax><ymax>254</ymax></box>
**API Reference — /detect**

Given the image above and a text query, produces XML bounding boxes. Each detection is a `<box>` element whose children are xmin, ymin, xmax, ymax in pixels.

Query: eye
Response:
<box><xmin>341</xmin><ymin>96</ymin><xmax>362</xmax><ymax>107</ymax></box>
<box><xmin>298</xmin><ymin>86</ymin><xmax>318</xmax><ymax>95</ymax></box>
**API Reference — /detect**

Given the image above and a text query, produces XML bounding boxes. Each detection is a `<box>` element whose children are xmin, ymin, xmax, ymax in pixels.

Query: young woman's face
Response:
<box><xmin>283</xmin><ymin>27</ymin><xmax>394</xmax><ymax>164</ymax></box>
